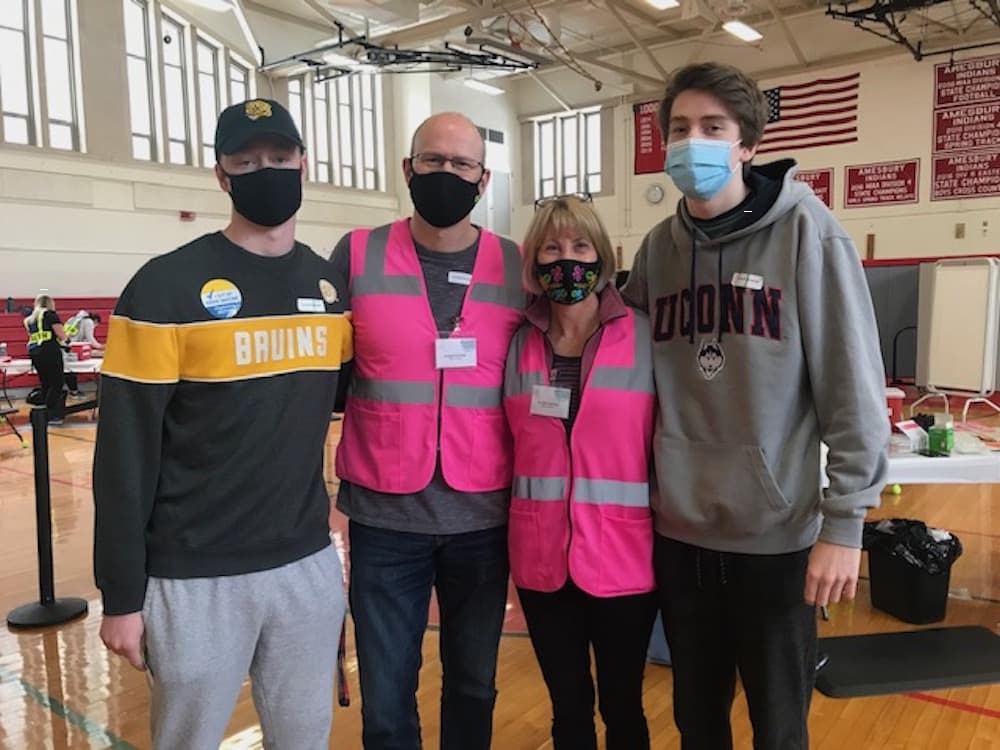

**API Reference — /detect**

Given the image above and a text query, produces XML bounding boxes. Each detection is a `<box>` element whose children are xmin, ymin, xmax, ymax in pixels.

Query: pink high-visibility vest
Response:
<box><xmin>504</xmin><ymin>308</ymin><xmax>656</xmax><ymax>597</ymax></box>
<box><xmin>336</xmin><ymin>219</ymin><xmax>525</xmax><ymax>493</ymax></box>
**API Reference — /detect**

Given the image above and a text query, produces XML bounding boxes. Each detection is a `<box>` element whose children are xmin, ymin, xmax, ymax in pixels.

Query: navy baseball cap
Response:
<box><xmin>214</xmin><ymin>98</ymin><xmax>304</xmax><ymax>157</ymax></box>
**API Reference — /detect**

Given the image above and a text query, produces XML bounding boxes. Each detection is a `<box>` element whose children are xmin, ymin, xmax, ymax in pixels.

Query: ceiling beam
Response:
<box><xmin>373</xmin><ymin>0</ymin><xmax>563</xmax><ymax>46</ymax></box>
<box><xmin>614</xmin><ymin>1</ymin><xmax>681</xmax><ymax>38</ymax></box>
<box><xmin>761</xmin><ymin>0</ymin><xmax>808</xmax><ymax>66</ymax></box>
<box><xmin>604</xmin><ymin>1</ymin><xmax>670</xmax><ymax>79</ymax></box>
<box><xmin>301</xmin><ymin>0</ymin><xmax>362</xmax><ymax>36</ymax></box>
<box><xmin>529</xmin><ymin>71</ymin><xmax>573</xmax><ymax>110</ymax></box>
<box><xmin>571</xmin><ymin>49</ymin><xmax>666</xmax><ymax>88</ymax></box>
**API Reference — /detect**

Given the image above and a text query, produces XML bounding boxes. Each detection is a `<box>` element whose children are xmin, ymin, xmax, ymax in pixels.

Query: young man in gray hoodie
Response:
<box><xmin>623</xmin><ymin>63</ymin><xmax>889</xmax><ymax>749</ymax></box>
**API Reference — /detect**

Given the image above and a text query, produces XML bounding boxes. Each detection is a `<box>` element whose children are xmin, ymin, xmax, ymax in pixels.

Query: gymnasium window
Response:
<box><xmin>0</xmin><ymin>0</ymin><xmax>83</xmax><ymax>151</ymax></box>
<box><xmin>534</xmin><ymin>107</ymin><xmax>601</xmax><ymax>200</ymax></box>
<box><xmin>289</xmin><ymin>73</ymin><xmax>385</xmax><ymax>191</ymax></box>
<box><xmin>123</xmin><ymin>0</ymin><xmax>256</xmax><ymax>166</ymax></box>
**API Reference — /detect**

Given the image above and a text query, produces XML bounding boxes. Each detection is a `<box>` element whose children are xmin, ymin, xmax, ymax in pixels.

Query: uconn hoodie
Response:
<box><xmin>623</xmin><ymin>160</ymin><xmax>889</xmax><ymax>554</ymax></box>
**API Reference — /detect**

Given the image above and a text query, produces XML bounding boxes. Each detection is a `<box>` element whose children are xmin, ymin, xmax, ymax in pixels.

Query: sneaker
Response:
<box><xmin>48</xmin><ymin>419</ymin><xmax>64</xmax><ymax>426</ymax></box>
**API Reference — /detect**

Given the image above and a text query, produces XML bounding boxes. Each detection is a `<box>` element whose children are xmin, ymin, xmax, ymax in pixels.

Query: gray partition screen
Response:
<box><xmin>864</xmin><ymin>264</ymin><xmax>920</xmax><ymax>382</ymax></box>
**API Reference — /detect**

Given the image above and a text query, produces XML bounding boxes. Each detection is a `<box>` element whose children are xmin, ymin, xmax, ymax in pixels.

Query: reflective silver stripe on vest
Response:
<box><xmin>513</xmin><ymin>475</ymin><xmax>567</xmax><ymax>500</ymax></box>
<box><xmin>351</xmin><ymin>375</ymin><xmax>435</xmax><ymax>404</ymax></box>
<box><xmin>573</xmin><ymin>478</ymin><xmax>650</xmax><ymax>507</ymax></box>
<box><xmin>469</xmin><ymin>237</ymin><xmax>523</xmax><ymax>310</ymax></box>
<box><xmin>589</xmin><ymin>313</ymin><xmax>655</xmax><ymax>393</ymax></box>
<box><xmin>446</xmin><ymin>384</ymin><xmax>501</xmax><ymax>408</ymax></box>
<box><xmin>504</xmin><ymin>326</ymin><xmax>544</xmax><ymax>398</ymax></box>
<box><xmin>352</xmin><ymin>224</ymin><xmax>423</xmax><ymax>297</ymax></box>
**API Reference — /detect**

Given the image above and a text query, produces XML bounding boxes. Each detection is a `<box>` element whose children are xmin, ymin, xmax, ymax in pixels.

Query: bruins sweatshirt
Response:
<box><xmin>93</xmin><ymin>232</ymin><xmax>352</xmax><ymax>615</ymax></box>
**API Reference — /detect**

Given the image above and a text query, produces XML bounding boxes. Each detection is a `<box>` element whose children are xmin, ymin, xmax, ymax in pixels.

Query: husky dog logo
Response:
<box><xmin>697</xmin><ymin>339</ymin><xmax>725</xmax><ymax>381</ymax></box>
<box><xmin>245</xmin><ymin>100</ymin><xmax>272</xmax><ymax>121</ymax></box>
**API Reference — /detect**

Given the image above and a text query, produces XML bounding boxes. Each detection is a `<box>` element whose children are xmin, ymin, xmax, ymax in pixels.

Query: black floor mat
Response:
<box><xmin>815</xmin><ymin>626</ymin><xmax>1000</xmax><ymax>698</ymax></box>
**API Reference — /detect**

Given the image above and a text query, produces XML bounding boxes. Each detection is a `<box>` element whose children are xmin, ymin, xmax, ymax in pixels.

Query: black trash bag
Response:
<box><xmin>863</xmin><ymin>518</ymin><xmax>963</xmax><ymax>575</ymax></box>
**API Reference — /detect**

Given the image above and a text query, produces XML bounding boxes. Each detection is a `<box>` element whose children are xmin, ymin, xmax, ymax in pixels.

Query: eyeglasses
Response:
<box><xmin>409</xmin><ymin>152</ymin><xmax>485</xmax><ymax>177</ymax></box>
<box><xmin>534</xmin><ymin>192</ymin><xmax>593</xmax><ymax>210</ymax></box>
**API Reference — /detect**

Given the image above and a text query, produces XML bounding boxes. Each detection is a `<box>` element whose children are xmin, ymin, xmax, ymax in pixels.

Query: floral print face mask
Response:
<box><xmin>535</xmin><ymin>259</ymin><xmax>602</xmax><ymax>305</ymax></box>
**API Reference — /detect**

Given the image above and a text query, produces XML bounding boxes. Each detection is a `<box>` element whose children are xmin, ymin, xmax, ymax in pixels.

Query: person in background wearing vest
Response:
<box><xmin>503</xmin><ymin>195</ymin><xmax>658</xmax><ymax>750</ymax></box>
<box><xmin>329</xmin><ymin>112</ymin><xmax>525</xmax><ymax>750</ymax></box>
<box><xmin>23</xmin><ymin>294</ymin><xmax>69</xmax><ymax>424</ymax></box>
<box><xmin>95</xmin><ymin>99</ymin><xmax>352</xmax><ymax>750</ymax></box>
<box><xmin>622</xmin><ymin>63</ymin><xmax>889</xmax><ymax>749</ymax></box>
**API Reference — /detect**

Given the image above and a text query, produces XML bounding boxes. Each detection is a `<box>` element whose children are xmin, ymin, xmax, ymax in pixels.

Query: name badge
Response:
<box><xmin>435</xmin><ymin>337</ymin><xmax>477</xmax><ymax>369</ymax></box>
<box><xmin>731</xmin><ymin>273</ymin><xmax>764</xmax><ymax>290</ymax></box>
<box><xmin>448</xmin><ymin>271</ymin><xmax>473</xmax><ymax>286</ymax></box>
<box><xmin>530</xmin><ymin>385</ymin><xmax>571</xmax><ymax>419</ymax></box>
<box><xmin>297</xmin><ymin>297</ymin><xmax>326</xmax><ymax>313</ymax></box>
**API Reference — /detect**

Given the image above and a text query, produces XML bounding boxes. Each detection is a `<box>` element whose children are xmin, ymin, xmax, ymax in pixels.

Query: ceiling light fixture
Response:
<box><xmin>722</xmin><ymin>20</ymin><xmax>763</xmax><ymax>41</ymax></box>
<box><xmin>463</xmin><ymin>79</ymin><xmax>505</xmax><ymax>95</ymax></box>
<box><xmin>646</xmin><ymin>0</ymin><xmax>680</xmax><ymax>9</ymax></box>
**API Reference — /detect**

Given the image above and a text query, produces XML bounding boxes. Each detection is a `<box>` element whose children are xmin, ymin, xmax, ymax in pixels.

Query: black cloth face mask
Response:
<box><xmin>408</xmin><ymin>170</ymin><xmax>482</xmax><ymax>228</ymax></box>
<box><xmin>225</xmin><ymin>167</ymin><xmax>302</xmax><ymax>227</ymax></box>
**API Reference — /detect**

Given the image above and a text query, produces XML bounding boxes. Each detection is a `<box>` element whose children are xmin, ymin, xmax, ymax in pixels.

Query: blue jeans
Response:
<box><xmin>348</xmin><ymin>521</ymin><xmax>509</xmax><ymax>750</ymax></box>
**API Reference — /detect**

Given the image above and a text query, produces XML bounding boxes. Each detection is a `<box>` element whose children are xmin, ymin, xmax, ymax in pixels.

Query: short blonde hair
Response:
<box><xmin>521</xmin><ymin>197</ymin><xmax>616</xmax><ymax>295</ymax></box>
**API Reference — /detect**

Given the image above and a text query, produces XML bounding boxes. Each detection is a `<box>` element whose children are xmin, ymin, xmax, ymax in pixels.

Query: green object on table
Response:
<box><xmin>928</xmin><ymin>425</ymin><xmax>954</xmax><ymax>456</ymax></box>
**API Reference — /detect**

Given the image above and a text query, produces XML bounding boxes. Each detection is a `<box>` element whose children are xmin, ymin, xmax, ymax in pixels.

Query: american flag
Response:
<box><xmin>757</xmin><ymin>72</ymin><xmax>860</xmax><ymax>155</ymax></box>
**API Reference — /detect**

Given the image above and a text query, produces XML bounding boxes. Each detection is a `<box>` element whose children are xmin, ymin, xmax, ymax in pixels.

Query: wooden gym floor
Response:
<box><xmin>0</xmin><ymin>407</ymin><xmax>997</xmax><ymax>749</ymax></box>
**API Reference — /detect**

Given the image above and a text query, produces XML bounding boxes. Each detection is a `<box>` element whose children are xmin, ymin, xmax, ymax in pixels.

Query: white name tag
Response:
<box><xmin>731</xmin><ymin>272</ymin><xmax>764</xmax><ymax>290</ymax></box>
<box><xmin>530</xmin><ymin>385</ymin><xmax>571</xmax><ymax>419</ymax></box>
<box><xmin>296</xmin><ymin>297</ymin><xmax>326</xmax><ymax>313</ymax></box>
<box><xmin>435</xmin><ymin>337</ymin><xmax>477</xmax><ymax>369</ymax></box>
<box><xmin>448</xmin><ymin>271</ymin><xmax>473</xmax><ymax>286</ymax></box>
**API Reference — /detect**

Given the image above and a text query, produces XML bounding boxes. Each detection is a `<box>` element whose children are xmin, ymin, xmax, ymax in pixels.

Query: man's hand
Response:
<box><xmin>805</xmin><ymin>541</ymin><xmax>862</xmax><ymax>607</ymax></box>
<box><xmin>100</xmin><ymin>612</ymin><xmax>146</xmax><ymax>671</ymax></box>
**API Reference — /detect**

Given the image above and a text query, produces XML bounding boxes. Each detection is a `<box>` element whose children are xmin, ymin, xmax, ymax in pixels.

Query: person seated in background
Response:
<box><xmin>504</xmin><ymin>194</ymin><xmax>658</xmax><ymax>750</ymax></box>
<box><xmin>67</xmin><ymin>310</ymin><xmax>105</xmax><ymax>354</ymax></box>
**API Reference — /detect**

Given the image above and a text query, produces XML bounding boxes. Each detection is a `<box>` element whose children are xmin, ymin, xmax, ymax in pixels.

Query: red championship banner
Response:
<box><xmin>794</xmin><ymin>168</ymin><xmax>833</xmax><ymax>208</ymax></box>
<box><xmin>634</xmin><ymin>100</ymin><xmax>666</xmax><ymax>175</ymax></box>
<box><xmin>932</xmin><ymin>150</ymin><xmax>1000</xmax><ymax>201</ymax></box>
<box><xmin>933</xmin><ymin>102</ymin><xmax>1000</xmax><ymax>153</ymax></box>
<box><xmin>845</xmin><ymin>159</ymin><xmax>920</xmax><ymax>207</ymax></box>
<box><xmin>934</xmin><ymin>55</ymin><xmax>1000</xmax><ymax>109</ymax></box>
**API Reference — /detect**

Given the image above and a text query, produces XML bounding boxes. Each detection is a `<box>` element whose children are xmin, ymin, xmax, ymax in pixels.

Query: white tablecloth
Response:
<box><xmin>823</xmin><ymin>437</ymin><xmax>1000</xmax><ymax>486</ymax></box>
<box><xmin>0</xmin><ymin>357</ymin><xmax>102</xmax><ymax>376</ymax></box>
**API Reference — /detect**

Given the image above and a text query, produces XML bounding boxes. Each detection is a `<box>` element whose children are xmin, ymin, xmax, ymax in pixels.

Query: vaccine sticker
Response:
<box><xmin>319</xmin><ymin>279</ymin><xmax>339</xmax><ymax>303</ymax></box>
<box><xmin>200</xmin><ymin>279</ymin><xmax>243</xmax><ymax>319</ymax></box>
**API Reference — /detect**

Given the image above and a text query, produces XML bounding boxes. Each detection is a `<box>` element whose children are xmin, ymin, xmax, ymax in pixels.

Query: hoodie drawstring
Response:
<box><xmin>717</xmin><ymin>244</ymin><xmax>725</xmax><ymax>344</ymax></box>
<box><xmin>688</xmin><ymin>225</ymin><xmax>696</xmax><ymax>345</ymax></box>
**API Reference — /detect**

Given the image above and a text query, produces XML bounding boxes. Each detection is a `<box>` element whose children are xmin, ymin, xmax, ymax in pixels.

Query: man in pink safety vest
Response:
<box><xmin>329</xmin><ymin>112</ymin><xmax>526</xmax><ymax>750</ymax></box>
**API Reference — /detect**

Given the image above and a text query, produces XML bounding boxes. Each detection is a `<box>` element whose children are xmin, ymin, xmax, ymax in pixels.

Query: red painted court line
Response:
<box><xmin>0</xmin><ymin>465</ymin><xmax>93</xmax><ymax>491</ymax></box>
<box><xmin>906</xmin><ymin>692</ymin><xmax>1000</xmax><ymax>719</ymax></box>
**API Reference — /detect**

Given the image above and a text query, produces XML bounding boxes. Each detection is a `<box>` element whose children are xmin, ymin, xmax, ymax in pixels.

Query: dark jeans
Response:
<box><xmin>29</xmin><ymin>346</ymin><xmax>64</xmax><ymax>420</ymax></box>
<box><xmin>655</xmin><ymin>534</ymin><xmax>817</xmax><ymax>750</ymax></box>
<box><xmin>348</xmin><ymin>521</ymin><xmax>509</xmax><ymax>750</ymax></box>
<box><xmin>518</xmin><ymin>581</ymin><xmax>658</xmax><ymax>750</ymax></box>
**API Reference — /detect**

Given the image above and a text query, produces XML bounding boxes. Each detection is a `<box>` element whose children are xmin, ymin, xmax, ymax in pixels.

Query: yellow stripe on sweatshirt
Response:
<box><xmin>102</xmin><ymin>314</ymin><xmax>353</xmax><ymax>384</ymax></box>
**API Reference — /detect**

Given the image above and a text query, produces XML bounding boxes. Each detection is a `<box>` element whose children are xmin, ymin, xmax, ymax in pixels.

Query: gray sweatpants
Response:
<box><xmin>142</xmin><ymin>544</ymin><xmax>346</xmax><ymax>750</ymax></box>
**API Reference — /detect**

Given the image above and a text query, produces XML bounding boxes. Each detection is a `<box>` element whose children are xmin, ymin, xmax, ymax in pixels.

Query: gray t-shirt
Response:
<box><xmin>329</xmin><ymin>230</ymin><xmax>510</xmax><ymax>535</ymax></box>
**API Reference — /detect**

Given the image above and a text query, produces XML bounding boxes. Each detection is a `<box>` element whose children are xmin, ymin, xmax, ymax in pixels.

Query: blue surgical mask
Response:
<box><xmin>664</xmin><ymin>138</ymin><xmax>739</xmax><ymax>201</ymax></box>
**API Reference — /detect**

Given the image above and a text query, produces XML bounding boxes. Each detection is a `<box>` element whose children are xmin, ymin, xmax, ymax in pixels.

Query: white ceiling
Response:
<box><xmin>239</xmin><ymin>0</ymin><xmax>1000</xmax><ymax>92</ymax></box>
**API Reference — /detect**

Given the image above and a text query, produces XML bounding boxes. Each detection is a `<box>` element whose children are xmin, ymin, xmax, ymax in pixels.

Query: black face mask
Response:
<box><xmin>225</xmin><ymin>167</ymin><xmax>302</xmax><ymax>227</ymax></box>
<box><xmin>536</xmin><ymin>258</ymin><xmax>602</xmax><ymax>305</ymax></box>
<box><xmin>408</xmin><ymin>170</ymin><xmax>482</xmax><ymax>228</ymax></box>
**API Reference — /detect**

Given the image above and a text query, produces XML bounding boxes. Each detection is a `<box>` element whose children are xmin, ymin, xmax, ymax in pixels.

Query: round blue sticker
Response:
<box><xmin>200</xmin><ymin>279</ymin><xmax>243</xmax><ymax>319</ymax></box>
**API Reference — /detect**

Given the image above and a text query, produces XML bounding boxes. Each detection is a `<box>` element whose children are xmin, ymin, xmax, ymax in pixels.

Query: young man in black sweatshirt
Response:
<box><xmin>93</xmin><ymin>99</ymin><xmax>352</xmax><ymax>749</ymax></box>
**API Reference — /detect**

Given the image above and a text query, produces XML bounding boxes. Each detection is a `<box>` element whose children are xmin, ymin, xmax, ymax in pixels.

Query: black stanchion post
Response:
<box><xmin>6</xmin><ymin>406</ymin><xmax>88</xmax><ymax>628</ymax></box>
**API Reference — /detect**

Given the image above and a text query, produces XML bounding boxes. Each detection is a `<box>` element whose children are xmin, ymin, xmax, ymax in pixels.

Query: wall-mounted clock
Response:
<box><xmin>645</xmin><ymin>183</ymin><xmax>665</xmax><ymax>204</ymax></box>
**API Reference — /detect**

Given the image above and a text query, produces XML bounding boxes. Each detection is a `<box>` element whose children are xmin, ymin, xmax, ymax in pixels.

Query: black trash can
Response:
<box><xmin>863</xmin><ymin>519</ymin><xmax>963</xmax><ymax>625</ymax></box>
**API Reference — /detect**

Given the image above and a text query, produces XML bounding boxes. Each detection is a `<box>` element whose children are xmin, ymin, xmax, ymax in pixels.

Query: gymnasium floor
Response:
<box><xmin>0</xmin><ymin>406</ymin><xmax>997</xmax><ymax>749</ymax></box>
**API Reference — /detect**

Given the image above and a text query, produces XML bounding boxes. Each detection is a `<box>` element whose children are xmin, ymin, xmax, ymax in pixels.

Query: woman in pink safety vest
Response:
<box><xmin>503</xmin><ymin>194</ymin><xmax>659</xmax><ymax>750</ymax></box>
